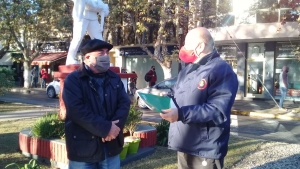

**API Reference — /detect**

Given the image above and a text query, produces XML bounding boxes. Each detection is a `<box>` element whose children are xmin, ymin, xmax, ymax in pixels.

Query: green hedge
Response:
<box><xmin>32</xmin><ymin>113</ymin><xmax>65</xmax><ymax>139</ymax></box>
<box><xmin>155</xmin><ymin>119</ymin><xmax>170</xmax><ymax>147</ymax></box>
<box><xmin>0</xmin><ymin>67</ymin><xmax>14</xmax><ymax>96</ymax></box>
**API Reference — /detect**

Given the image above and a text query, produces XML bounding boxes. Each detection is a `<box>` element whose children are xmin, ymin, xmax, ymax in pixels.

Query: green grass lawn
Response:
<box><xmin>0</xmin><ymin>101</ymin><xmax>42</xmax><ymax>113</ymax></box>
<box><xmin>121</xmin><ymin>136</ymin><xmax>265</xmax><ymax>169</ymax></box>
<box><xmin>0</xmin><ymin>118</ymin><xmax>51</xmax><ymax>169</ymax></box>
<box><xmin>0</xmin><ymin>117</ymin><xmax>267</xmax><ymax>169</ymax></box>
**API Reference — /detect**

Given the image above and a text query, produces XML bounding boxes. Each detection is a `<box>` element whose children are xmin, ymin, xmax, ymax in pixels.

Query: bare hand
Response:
<box><xmin>160</xmin><ymin>108</ymin><xmax>178</xmax><ymax>123</ymax></box>
<box><xmin>102</xmin><ymin>135</ymin><xmax>114</xmax><ymax>142</ymax></box>
<box><xmin>102</xmin><ymin>120</ymin><xmax>120</xmax><ymax>142</ymax></box>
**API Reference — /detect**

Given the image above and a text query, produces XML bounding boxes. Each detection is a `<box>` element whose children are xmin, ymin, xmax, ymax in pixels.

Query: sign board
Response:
<box><xmin>217</xmin><ymin>45</ymin><xmax>237</xmax><ymax>59</ymax></box>
<box><xmin>38</xmin><ymin>42</ymin><xmax>68</xmax><ymax>53</ymax></box>
<box><xmin>276</xmin><ymin>42</ymin><xmax>299</xmax><ymax>58</ymax></box>
<box><xmin>119</xmin><ymin>45</ymin><xmax>177</xmax><ymax>57</ymax></box>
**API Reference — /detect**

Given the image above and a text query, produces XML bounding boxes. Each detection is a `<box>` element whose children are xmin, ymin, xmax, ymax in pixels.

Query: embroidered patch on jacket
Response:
<box><xmin>197</xmin><ymin>79</ymin><xmax>207</xmax><ymax>90</ymax></box>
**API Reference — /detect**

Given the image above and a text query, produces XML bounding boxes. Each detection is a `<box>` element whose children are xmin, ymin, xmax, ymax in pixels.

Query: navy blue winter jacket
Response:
<box><xmin>62</xmin><ymin>64</ymin><xmax>130</xmax><ymax>162</ymax></box>
<box><xmin>169</xmin><ymin>50</ymin><xmax>238</xmax><ymax>159</ymax></box>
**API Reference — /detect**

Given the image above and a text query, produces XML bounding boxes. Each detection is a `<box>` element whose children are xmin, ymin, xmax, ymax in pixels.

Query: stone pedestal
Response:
<box><xmin>54</xmin><ymin>64</ymin><xmax>80</xmax><ymax>120</ymax></box>
<box><xmin>54</xmin><ymin>65</ymin><xmax>137</xmax><ymax>120</ymax></box>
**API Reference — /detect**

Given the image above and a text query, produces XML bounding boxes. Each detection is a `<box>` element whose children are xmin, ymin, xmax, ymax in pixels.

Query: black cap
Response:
<box><xmin>80</xmin><ymin>39</ymin><xmax>113</xmax><ymax>56</ymax></box>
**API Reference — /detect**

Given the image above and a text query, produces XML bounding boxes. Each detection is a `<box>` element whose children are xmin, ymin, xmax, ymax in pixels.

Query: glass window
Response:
<box><xmin>279</xmin><ymin>0</ymin><xmax>300</xmax><ymax>8</ymax></box>
<box><xmin>256</xmin><ymin>10</ymin><xmax>279</xmax><ymax>23</ymax></box>
<box><xmin>248</xmin><ymin>43</ymin><xmax>265</xmax><ymax>59</ymax></box>
<box><xmin>165</xmin><ymin>78</ymin><xmax>177</xmax><ymax>88</ymax></box>
<box><xmin>275</xmin><ymin>42</ymin><xmax>300</xmax><ymax>97</ymax></box>
<box><xmin>276</xmin><ymin>42</ymin><xmax>299</xmax><ymax>58</ymax></box>
<box><xmin>156</xmin><ymin>78</ymin><xmax>177</xmax><ymax>89</ymax></box>
<box><xmin>235</xmin><ymin>11</ymin><xmax>256</xmax><ymax>24</ymax></box>
<box><xmin>218</xmin><ymin>0</ymin><xmax>233</xmax><ymax>14</ymax></box>
<box><xmin>275</xmin><ymin>60</ymin><xmax>300</xmax><ymax>89</ymax></box>
<box><xmin>258</xmin><ymin>0</ymin><xmax>278</xmax><ymax>9</ymax></box>
<box><xmin>247</xmin><ymin>61</ymin><xmax>264</xmax><ymax>94</ymax></box>
<box><xmin>247</xmin><ymin>43</ymin><xmax>265</xmax><ymax>95</ymax></box>
<box><xmin>156</xmin><ymin>81</ymin><xmax>167</xmax><ymax>89</ymax></box>
<box><xmin>217</xmin><ymin>45</ymin><xmax>237</xmax><ymax>73</ymax></box>
<box><xmin>280</xmin><ymin>9</ymin><xmax>300</xmax><ymax>22</ymax></box>
<box><xmin>217</xmin><ymin>14</ymin><xmax>235</xmax><ymax>26</ymax></box>
<box><xmin>279</xmin><ymin>0</ymin><xmax>290</xmax><ymax>7</ymax></box>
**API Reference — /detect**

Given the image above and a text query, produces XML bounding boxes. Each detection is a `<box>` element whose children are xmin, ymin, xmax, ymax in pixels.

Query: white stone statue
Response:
<box><xmin>66</xmin><ymin>0</ymin><xmax>109</xmax><ymax>65</ymax></box>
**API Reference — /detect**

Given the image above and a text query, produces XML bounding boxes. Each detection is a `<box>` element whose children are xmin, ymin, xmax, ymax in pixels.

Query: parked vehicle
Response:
<box><xmin>134</xmin><ymin>77</ymin><xmax>177</xmax><ymax>108</ymax></box>
<box><xmin>46</xmin><ymin>79</ymin><xmax>60</xmax><ymax>98</ymax></box>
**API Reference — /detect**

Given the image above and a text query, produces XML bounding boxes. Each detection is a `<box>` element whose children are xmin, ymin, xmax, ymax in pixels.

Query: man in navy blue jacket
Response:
<box><xmin>63</xmin><ymin>39</ymin><xmax>130</xmax><ymax>169</ymax></box>
<box><xmin>161</xmin><ymin>27</ymin><xmax>238</xmax><ymax>169</ymax></box>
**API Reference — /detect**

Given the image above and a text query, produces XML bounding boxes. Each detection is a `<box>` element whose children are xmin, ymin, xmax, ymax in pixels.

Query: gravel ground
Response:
<box><xmin>232</xmin><ymin>142</ymin><xmax>300</xmax><ymax>169</ymax></box>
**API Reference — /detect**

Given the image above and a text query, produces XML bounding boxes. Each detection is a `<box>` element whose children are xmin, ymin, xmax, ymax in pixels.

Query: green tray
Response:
<box><xmin>138</xmin><ymin>92</ymin><xmax>171</xmax><ymax>113</ymax></box>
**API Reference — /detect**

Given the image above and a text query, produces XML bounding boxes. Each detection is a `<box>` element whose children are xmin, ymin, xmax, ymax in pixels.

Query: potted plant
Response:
<box><xmin>119</xmin><ymin>142</ymin><xmax>130</xmax><ymax>160</ymax></box>
<box><xmin>123</xmin><ymin>104</ymin><xmax>143</xmax><ymax>155</ymax></box>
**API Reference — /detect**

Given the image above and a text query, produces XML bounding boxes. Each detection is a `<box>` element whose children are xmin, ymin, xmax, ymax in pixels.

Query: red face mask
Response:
<box><xmin>179</xmin><ymin>47</ymin><xmax>198</xmax><ymax>63</ymax></box>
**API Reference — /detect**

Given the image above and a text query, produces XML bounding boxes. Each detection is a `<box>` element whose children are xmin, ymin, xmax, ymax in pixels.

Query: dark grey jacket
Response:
<box><xmin>63</xmin><ymin>64</ymin><xmax>130</xmax><ymax>162</ymax></box>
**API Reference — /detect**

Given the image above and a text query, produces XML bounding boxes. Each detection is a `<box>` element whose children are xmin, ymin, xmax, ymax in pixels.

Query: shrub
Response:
<box><xmin>0</xmin><ymin>67</ymin><xmax>15</xmax><ymax>96</ymax></box>
<box><xmin>124</xmin><ymin>104</ymin><xmax>143</xmax><ymax>136</ymax></box>
<box><xmin>155</xmin><ymin>119</ymin><xmax>170</xmax><ymax>147</ymax></box>
<box><xmin>32</xmin><ymin>113</ymin><xmax>65</xmax><ymax>139</ymax></box>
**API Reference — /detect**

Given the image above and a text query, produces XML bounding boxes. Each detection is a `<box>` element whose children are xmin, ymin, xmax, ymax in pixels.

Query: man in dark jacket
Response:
<box><xmin>30</xmin><ymin>66</ymin><xmax>38</xmax><ymax>88</ymax></box>
<box><xmin>147</xmin><ymin>65</ymin><xmax>157</xmax><ymax>87</ymax></box>
<box><xmin>63</xmin><ymin>39</ymin><xmax>130</xmax><ymax>169</ymax></box>
<box><xmin>160</xmin><ymin>27</ymin><xmax>238</xmax><ymax>169</ymax></box>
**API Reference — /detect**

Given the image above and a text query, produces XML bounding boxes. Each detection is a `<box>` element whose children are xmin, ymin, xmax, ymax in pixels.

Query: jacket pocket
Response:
<box><xmin>199</xmin><ymin>127</ymin><xmax>209</xmax><ymax>140</ymax></box>
<box><xmin>71</xmin><ymin>133</ymin><xmax>98</xmax><ymax>157</ymax></box>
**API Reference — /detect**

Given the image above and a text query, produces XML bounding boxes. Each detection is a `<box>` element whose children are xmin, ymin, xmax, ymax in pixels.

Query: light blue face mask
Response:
<box><xmin>93</xmin><ymin>55</ymin><xmax>110</xmax><ymax>73</ymax></box>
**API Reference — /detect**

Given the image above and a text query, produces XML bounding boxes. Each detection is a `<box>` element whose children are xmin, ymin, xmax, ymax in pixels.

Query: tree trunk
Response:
<box><xmin>23</xmin><ymin>61</ymin><xmax>31</xmax><ymax>88</ymax></box>
<box><xmin>189</xmin><ymin>0</ymin><xmax>203</xmax><ymax>30</ymax></box>
<box><xmin>162</xmin><ymin>64</ymin><xmax>172</xmax><ymax>79</ymax></box>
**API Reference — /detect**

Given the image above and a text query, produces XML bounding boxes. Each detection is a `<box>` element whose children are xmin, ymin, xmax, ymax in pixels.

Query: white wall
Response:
<box><xmin>125</xmin><ymin>57</ymin><xmax>179</xmax><ymax>89</ymax></box>
<box><xmin>209</xmin><ymin>22</ymin><xmax>300</xmax><ymax>43</ymax></box>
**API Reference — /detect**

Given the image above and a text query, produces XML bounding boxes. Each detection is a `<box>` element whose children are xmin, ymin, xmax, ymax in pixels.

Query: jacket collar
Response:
<box><xmin>77</xmin><ymin>63</ymin><xmax>119</xmax><ymax>79</ymax></box>
<box><xmin>196</xmin><ymin>48</ymin><xmax>220</xmax><ymax>66</ymax></box>
<box><xmin>186</xmin><ymin>49</ymin><xmax>220</xmax><ymax>74</ymax></box>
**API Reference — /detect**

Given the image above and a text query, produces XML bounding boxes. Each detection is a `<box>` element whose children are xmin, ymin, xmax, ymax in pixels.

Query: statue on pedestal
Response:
<box><xmin>66</xmin><ymin>0</ymin><xmax>109</xmax><ymax>65</ymax></box>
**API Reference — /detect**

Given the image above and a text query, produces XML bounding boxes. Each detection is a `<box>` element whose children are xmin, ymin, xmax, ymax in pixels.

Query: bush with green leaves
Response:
<box><xmin>32</xmin><ymin>113</ymin><xmax>65</xmax><ymax>139</ymax></box>
<box><xmin>155</xmin><ymin>119</ymin><xmax>170</xmax><ymax>147</ymax></box>
<box><xmin>0</xmin><ymin>67</ymin><xmax>15</xmax><ymax>96</ymax></box>
<box><xmin>5</xmin><ymin>159</ymin><xmax>40</xmax><ymax>169</ymax></box>
<box><xmin>124</xmin><ymin>104</ymin><xmax>143</xmax><ymax>136</ymax></box>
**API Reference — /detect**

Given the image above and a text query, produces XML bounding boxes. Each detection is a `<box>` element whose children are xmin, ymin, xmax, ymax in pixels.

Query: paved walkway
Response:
<box><xmin>0</xmin><ymin>108</ymin><xmax>58</xmax><ymax>122</ymax></box>
<box><xmin>4</xmin><ymin>87</ymin><xmax>300</xmax><ymax>122</ymax></box>
<box><xmin>232</xmin><ymin>99</ymin><xmax>300</xmax><ymax>121</ymax></box>
<box><xmin>141</xmin><ymin>99</ymin><xmax>300</xmax><ymax>123</ymax></box>
<box><xmin>232</xmin><ymin>99</ymin><xmax>299</xmax><ymax>111</ymax></box>
<box><xmin>2</xmin><ymin>88</ymin><xmax>300</xmax><ymax>169</ymax></box>
<box><xmin>10</xmin><ymin>87</ymin><xmax>45</xmax><ymax>94</ymax></box>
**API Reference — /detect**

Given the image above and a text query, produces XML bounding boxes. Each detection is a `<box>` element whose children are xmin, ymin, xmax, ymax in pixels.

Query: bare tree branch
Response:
<box><xmin>9</xmin><ymin>27</ymin><xmax>24</xmax><ymax>51</ymax></box>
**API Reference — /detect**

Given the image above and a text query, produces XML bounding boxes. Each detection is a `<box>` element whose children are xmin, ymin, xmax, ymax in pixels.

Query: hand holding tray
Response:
<box><xmin>138</xmin><ymin>92</ymin><xmax>171</xmax><ymax>113</ymax></box>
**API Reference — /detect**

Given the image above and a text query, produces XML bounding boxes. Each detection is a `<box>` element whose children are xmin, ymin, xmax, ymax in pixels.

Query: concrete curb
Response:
<box><xmin>10</xmin><ymin>88</ymin><xmax>44</xmax><ymax>94</ymax></box>
<box><xmin>231</xmin><ymin>110</ymin><xmax>300</xmax><ymax>121</ymax></box>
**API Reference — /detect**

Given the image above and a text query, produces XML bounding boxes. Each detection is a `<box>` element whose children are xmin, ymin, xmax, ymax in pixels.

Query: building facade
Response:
<box><xmin>112</xmin><ymin>45</ymin><xmax>179</xmax><ymax>89</ymax></box>
<box><xmin>110</xmin><ymin>0</ymin><xmax>300</xmax><ymax>100</ymax></box>
<box><xmin>209</xmin><ymin>0</ymin><xmax>300</xmax><ymax>100</ymax></box>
